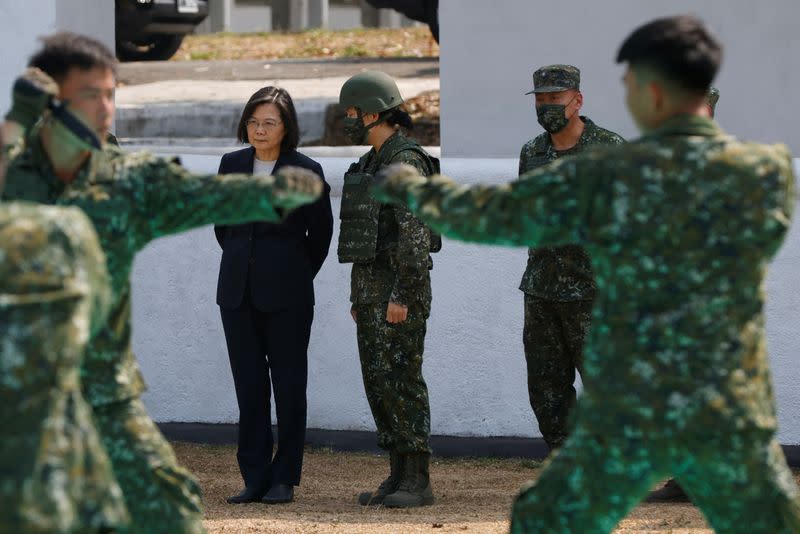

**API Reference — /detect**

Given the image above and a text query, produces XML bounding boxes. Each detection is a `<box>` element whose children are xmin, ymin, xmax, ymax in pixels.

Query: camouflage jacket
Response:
<box><xmin>3</xmin><ymin>139</ymin><xmax>320</xmax><ymax>406</ymax></box>
<box><xmin>374</xmin><ymin>115</ymin><xmax>794</xmax><ymax>435</ymax></box>
<box><xmin>349</xmin><ymin>132</ymin><xmax>433</xmax><ymax>312</ymax></box>
<box><xmin>518</xmin><ymin>117</ymin><xmax>624</xmax><ymax>300</ymax></box>
<box><xmin>0</xmin><ymin>203</ymin><xmax>128</xmax><ymax>533</ymax></box>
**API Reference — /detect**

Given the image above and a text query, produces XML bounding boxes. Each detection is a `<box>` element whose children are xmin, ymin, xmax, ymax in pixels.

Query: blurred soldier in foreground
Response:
<box><xmin>518</xmin><ymin>64</ymin><xmax>624</xmax><ymax>451</ymax></box>
<box><xmin>646</xmin><ymin>84</ymin><xmax>722</xmax><ymax>504</ymax></box>
<box><xmin>3</xmin><ymin>33</ymin><xmax>321</xmax><ymax>534</ymax></box>
<box><xmin>0</xmin><ymin>108</ymin><xmax>129</xmax><ymax>533</ymax></box>
<box><xmin>372</xmin><ymin>15</ymin><xmax>800</xmax><ymax>533</ymax></box>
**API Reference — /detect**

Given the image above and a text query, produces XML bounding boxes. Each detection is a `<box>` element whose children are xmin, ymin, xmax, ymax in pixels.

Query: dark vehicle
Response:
<box><xmin>115</xmin><ymin>0</ymin><xmax>209</xmax><ymax>61</ymax></box>
<box><xmin>365</xmin><ymin>0</ymin><xmax>438</xmax><ymax>42</ymax></box>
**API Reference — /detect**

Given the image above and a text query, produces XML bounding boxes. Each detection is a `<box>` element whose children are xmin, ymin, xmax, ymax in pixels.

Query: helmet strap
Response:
<box><xmin>359</xmin><ymin>109</ymin><xmax>390</xmax><ymax>133</ymax></box>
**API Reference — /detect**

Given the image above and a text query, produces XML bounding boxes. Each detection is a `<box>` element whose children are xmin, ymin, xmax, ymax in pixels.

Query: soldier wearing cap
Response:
<box><xmin>518</xmin><ymin>64</ymin><xmax>624</xmax><ymax>452</ymax></box>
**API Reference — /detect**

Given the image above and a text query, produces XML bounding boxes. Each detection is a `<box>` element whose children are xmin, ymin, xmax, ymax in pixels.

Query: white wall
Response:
<box><xmin>131</xmin><ymin>151</ymin><xmax>800</xmax><ymax>445</ymax></box>
<box><xmin>56</xmin><ymin>0</ymin><xmax>115</xmax><ymax>52</ymax></box>
<box><xmin>0</xmin><ymin>0</ymin><xmax>114</xmax><ymax>116</ymax></box>
<box><xmin>439</xmin><ymin>0</ymin><xmax>800</xmax><ymax>157</ymax></box>
<box><xmin>134</xmin><ymin>154</ymin><xmax>535</xmax><ymax>438</ymax></box>
<box><xmin>0</xmin><ymin>0</ymin><xmax>57</xmax><ymax>116</ymax></box>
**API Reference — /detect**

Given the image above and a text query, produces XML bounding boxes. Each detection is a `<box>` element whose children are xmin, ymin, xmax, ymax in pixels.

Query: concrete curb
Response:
<box><xmin>115</xmin><ymin>77</ymin><xmax>439</xmax><ymax>141</ymax></box>
<box><xmin>121</xmin><ymin>141</ymin><xmax>440</xmax><ymax>158</ymax></box>
<box><xmin>117</xmin><ymin>98</ymin><xmax>331</xmax><ymax>142</ymax></box>
<box><xmin>158</xmin><ymin>423</ymin><xmax>800</xmax><ymax>466</ymax></box>
<box><xmin>117</xmin><ymin>57</ymin><xmax>439</xmax><ymax>85</ymax></box>
<box><xmin>159</xmin><ymin>423</ymin><xmax>551</xmax><ymax>459</ymax></box>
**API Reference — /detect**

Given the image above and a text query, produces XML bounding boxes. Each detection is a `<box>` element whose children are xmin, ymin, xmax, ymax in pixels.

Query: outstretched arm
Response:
<box><xmin>127</xmin><ymin>154</ymin><xmax>322</xmax><ymax>241</ymax></box>
<box><xmin>371</xmin><ymin>157</ymin><xmax>595</xmax><ymax>248</ymax></box>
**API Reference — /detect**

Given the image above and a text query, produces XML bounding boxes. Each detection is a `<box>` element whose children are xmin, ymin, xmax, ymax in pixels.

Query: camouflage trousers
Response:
<box><xmin>510</xmin><ymin>422</ymin><xmax>800</xmax><ymax>534</ymax></box>
<box><xmin>0</xmin><ymin>390</ymin><xmax>129</xmax><ymax>534</ymax></box>
<box><xmin>93</xmin><ymin>397</ymin><xmax>206</xmax><ymax>534</ymax></box>
<box><xmin>523</xmin><ymin>294</ymin><xmax>593</xmax><ymax>450</ymax></box>
<box><xmin>355</xmin><ymin>301</ymin><xmax>432</xmax><ymax>454</ymax></box>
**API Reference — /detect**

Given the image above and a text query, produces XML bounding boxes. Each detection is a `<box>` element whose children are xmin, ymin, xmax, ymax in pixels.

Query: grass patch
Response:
<box><xmin>342</xmin><ymin>44</ymin><xmax>369</xmax><ymax>57</ymax></box>
<box><xmin>174</xmin><ymin>26</ymin><xmax>438</xmax><ymax>61</ymax></box>
<box><xmin>187</xmin><ymin>50</ymin><xmax>216</xmax><ymax>61</ymax></box>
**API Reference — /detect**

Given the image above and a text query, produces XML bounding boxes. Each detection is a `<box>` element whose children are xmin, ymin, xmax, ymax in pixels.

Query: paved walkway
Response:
<box><xmin>117</xmin><ymin>56</ymin><xmax>438</xmax><ymax>85</ymax></box>
<box><xmin>117</xmin><ymin>77</ymin><xmax>438</xmax><ymax>106</ymax></box>
<box><xmin>116</xmin><ymin>57</ymin><xmax>439</xmax><ymax>142</ymax></box>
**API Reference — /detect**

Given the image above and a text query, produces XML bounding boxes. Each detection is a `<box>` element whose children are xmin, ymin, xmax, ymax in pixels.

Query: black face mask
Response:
<box><xmin>342</xmin><ymin>112</ymin><xmax>384</xmax><ymax>145</ymax></box>
<box><xmin>536</xmin><ymin>95</ymin><xmax>577</xmax><ymax>133</ymax></box>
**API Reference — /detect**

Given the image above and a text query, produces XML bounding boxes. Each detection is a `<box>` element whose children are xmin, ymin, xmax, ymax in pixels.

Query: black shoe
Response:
<box><xmin>226</xmin><ymin>487</ymin><xmax>265</xmax><ymax>504</ymax></box>
<box><xmin>262</xmin><ymin>483</ymin><xmax>294</xmax><ymax>504</ymax></box>
<box><xmin>645</xmin><ymin>479</ymin><xmax>689</xmax><ymax>503</ymax></box>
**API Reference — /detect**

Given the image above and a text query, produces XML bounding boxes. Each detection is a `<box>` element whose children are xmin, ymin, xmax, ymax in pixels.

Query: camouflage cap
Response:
<box><xmin>525</xmin><ymin>64</ymin><xmax>580</xmax><ymax>95</ymax></box>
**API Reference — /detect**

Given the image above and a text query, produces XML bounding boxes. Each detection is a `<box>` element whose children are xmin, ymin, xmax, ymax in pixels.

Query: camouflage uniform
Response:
<box><xmin>344</xmin><ymin>131</ymin><xmax>434</xmax><ymax>454</ymax></box>
<box><xmin>519</xmin><ymin>117</ymin><xmax>624</xmax><ymax>449</ymax></box>
<box><xmin>3</xmin><ymin>139</ymin><xmax>321</xmax><ymax>534</ymax></box>
<box><xmin>0</xmin><ymin>203</ymin><xmax>128</xmax><ymax>534</ymax></box>
<box><xmin>373</xmin><ymin>114</ymin><xmax>800</xmax><ymax>533</ymax></box>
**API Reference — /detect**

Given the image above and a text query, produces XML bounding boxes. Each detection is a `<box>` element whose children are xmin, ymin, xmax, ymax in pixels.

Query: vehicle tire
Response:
<box><xmin>116</xmin><ymin>34</ymin><xmax>185</xmax><ymax>62</ymax></box>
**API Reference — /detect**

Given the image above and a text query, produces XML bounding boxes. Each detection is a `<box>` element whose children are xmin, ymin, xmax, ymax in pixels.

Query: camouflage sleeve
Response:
<box><xmin>373</xmin><ymin>154</ymin><xmax>597</xmax><ymax>249</ymax></box>
<box><xmin>124</xmin><ymin>153</ymin><xmax>321</xmax><ymax>241</ymax></box>
<box><xmin>760</xmin><ymin>145</ymin><xmax>796</xmax><ymax>258</ymax></box>
<box><xmin>518</xmin><ymin>142</ymin><xmax>530</xmax><ymax>177</ymax></box>
<box><xmin>1</xmin><ymin>123</ymin><xmax>26</xmax><ymax>165</ymax></box>
<box><xmin>66</xmin><ymin>208</ymin><xmax>112</xmax><ymax>335</ymax></box>
<box><xmin>388</xmin><ymin>150</ymin><xmax>432</xmax><ymax>307</ymax></box>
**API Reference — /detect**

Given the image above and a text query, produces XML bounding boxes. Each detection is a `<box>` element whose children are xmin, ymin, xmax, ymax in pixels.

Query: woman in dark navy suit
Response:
<box><xmin>216</xmin><ymin>86</ymin><xmax>333</xmax><ymax>505</ymax></box>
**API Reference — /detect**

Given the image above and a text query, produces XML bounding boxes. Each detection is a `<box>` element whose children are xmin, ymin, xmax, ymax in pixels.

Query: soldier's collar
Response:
<box><xmin>375</xmin><ymin>130</ymin><xmax>404</xmax><ymax>156</ymax></box>
<box><xmin>644</xmin><ymin>114</ymin><xmax>721</xmax><ymax>139</ymax></box>
<box><xmin>539</xmin><ymin>116</ymin><xmax>593</xmax><ymax>155</ymax></box>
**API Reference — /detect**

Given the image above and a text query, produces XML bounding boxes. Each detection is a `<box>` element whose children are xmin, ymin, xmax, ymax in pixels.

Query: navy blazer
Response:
<box><xmin>214</xmin><ymin>147</ymin><xmax>333</xmax><ymax>311</ymax></box>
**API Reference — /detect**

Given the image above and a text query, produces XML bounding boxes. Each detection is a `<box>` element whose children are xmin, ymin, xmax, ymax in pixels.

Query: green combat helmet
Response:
<box><xmin>339</xmin><ymin>70</ymin><xmax>404</xmax><ymax>113</ymax></box>
<box><xmin>707</xmin><ymin>87</ymin><xmax>720</xmax><ymax>118</ymax></box>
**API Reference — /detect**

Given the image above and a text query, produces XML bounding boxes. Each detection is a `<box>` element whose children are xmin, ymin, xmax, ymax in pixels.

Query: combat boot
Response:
<box><xmin>383</xmin><ymin>452</ymin><xmax>434</xmax><ymax>508</ymax></box>
<box><xmin>358</xmin><ymin>451</ymin><xmax>404</xmax><ymax>505</ymax></box>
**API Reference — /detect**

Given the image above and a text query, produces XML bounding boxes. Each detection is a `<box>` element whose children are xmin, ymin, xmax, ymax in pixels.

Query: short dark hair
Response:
<box><xmin>616</xmin><ymin>15</ymin><xmax>722</xmax><ymax>93</ymax></box>
<box><xmin>28</xmin><ymin>32</ymin><xmax>117</xmax><ymax>82</ymax></box>
<box><xmin>236</xmin><ymin>86</ymin><xmax>300</xmax><ymax>152</ymax></box>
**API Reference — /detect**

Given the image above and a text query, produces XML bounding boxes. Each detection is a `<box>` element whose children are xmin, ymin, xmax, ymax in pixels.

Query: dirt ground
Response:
<box><xmin>174</xmin><ymin>27</ymin><xmax>439</xmax><ymax>62</ymax></box>
<box><xmin>172</xmin><ymin>441</ymin><xmax>793</xmax><ymax>534</ymax></box>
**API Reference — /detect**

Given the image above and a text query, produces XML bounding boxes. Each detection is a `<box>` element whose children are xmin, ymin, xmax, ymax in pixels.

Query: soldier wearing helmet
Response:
<box><xmin>338</xmin><ymin>70</ymin><xmax>439</xmax><ymax>508</ymax></box>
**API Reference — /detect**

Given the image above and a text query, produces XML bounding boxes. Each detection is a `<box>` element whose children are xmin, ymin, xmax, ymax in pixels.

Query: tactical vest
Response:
<box><xmin>338</xmin><ymin>144</ymin><xmax>441</xmax><ymax>264</ymax></box>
